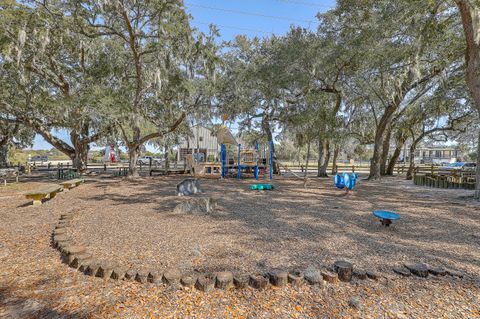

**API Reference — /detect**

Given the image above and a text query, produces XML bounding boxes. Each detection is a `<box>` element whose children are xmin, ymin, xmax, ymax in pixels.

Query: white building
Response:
<box><xmin>177</xmin><ymin>125</ymin><xmax>237</xmax><ymax>162</ymax></box>
<box><xmin>414</xmin><ymin>146</ymin><xmax>463</xmax><ymax>164</ymax></box>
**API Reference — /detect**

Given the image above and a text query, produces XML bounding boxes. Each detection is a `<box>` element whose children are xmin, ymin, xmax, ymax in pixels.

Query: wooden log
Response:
<box><xmin>215</xmin><ymin>271</ymin><xmax>233</xmax><ymax>289</ymax></box>
<box><xmin>196</xmin><ymin>275</ymin><xmax>215</xmax><ymax>292</ymax></box>
<box><xmin>180</xmin><ymin>276</ymin><xmax>196</xmax><ymax>288</ymax></box>
<box><xmin>162</xmin><ymin>269</ymin><xmax>182</xmax><ymax>285</ymax></box>
<box><xmin>321</xmin><ymin>270</ymin><xmax>338</xmax><ymax>283</ymax></box>
<box><xmin>69</xmin><ymin>254</ymin><xmax>92</xmax><ymax>269</ymax></box>
<box><xmin>84</xmin><ymin>263</ymin><xmax>101</xmax><ymax>276</ymax></box>
<box><xmin>288</xmin><ymin>271</ymin><xmax>304</xmax><ymax>287</ymax></box>
<box><xmin>110</xmin><ymin>267</ymin><xmax>128</xmax><ymax>280</ymax></box>
<box><xmin>233</xmin><ymin>275</ymin><xmax>249</xmax><ymax>289</ymax></box>
<box><xmin>333</xmin><ymin>260</ymin><xmax>353</xmax><ymax>282</ymax></box>
<box><xmin>124</xmin><ymin>269</ymin><xmax>137</xmax><ymax>280</ymax></box>
<box><xmin>353</xmin><ymin>269</ymin><xmax>367</xmax><ymax>280</ymax></box>
<box><xmin>147</xmin><ymin>271</ymin><xmax>163</xmax><ymax>284</ymax></box>
<box><xmin>393</xmin><ymin>267</ymin><xmax>411</xmax><ymax>277</ymax></box>
<box><xmin>404</xmin><ymin>263</ymin><xmax>429</xmax><ymax>278</ymax></box>
<box><xmin>135</xmin><ymin>272</ymin><xmax>148</xmax><ymax>283</ymax></box>
<box><xmin>96</xmin><ymin>265</ymin><xmax>115</xmax><ymax>279</ymax></box>
<box><xmin>268</xmin><ymin>270</ymin><xmax>288</xmax><ymax>287</ymax></box>
<box><xmin>249</xmin><ymin>274</ymin><xmax>268</xmax><ymax>290</ymax></box>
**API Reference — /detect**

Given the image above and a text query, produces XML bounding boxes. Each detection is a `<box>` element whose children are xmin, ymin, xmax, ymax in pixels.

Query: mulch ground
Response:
<box><xmin>0</xmin><ymin>173</ymin><xmax>479</xmax><ymax>318</ymax></box>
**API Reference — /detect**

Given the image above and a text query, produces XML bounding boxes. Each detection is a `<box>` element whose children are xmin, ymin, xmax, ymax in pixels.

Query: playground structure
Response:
<box><xmin>182</xmin><ymin>125</ymin><xmax>274</xmax><ymax>180</ymax></box>
<box><xmin>186</xmin><ymin>141</ymin><xmax>274</xmax><ymax>180</ymax></box>
<box><xmin>220</xmin><ymin>141</ymin><xmax>274</xmax><ymax>180</ymax></box>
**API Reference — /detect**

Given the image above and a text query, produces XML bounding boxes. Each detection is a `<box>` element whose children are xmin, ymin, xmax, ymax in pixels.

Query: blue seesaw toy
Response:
<box><xmin>334</xmin><ymin>172</ymin><xmax>358</xmax><ymax>191</ymax></box>
<box><xmin>373</xmin><ymin>210</ymin><xmax>400</xmax><ymax>227</ymax></box>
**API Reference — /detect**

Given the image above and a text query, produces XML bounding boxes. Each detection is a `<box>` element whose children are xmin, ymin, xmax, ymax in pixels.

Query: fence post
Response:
<box><xmin>104</xmin><ymin>163</ymin><xmax>107</xmax><ymax>172</ymax></box>
<box><xmin>430</xmin><ymin>164</ymin><xmax>434</xmax><ymax>175</ymax></box>
<box><xmin>352</xmin><ymin>165</ymin><xmax>355</xmax><ymax>173</ymax></box>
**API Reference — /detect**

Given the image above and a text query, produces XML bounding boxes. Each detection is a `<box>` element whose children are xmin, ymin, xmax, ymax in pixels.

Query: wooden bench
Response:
<box><xmin>25</xmin><ymin>185</ymin><xmax>63</xmax><ymax>206</ymax></box>
<box><xmin>60</xmin><ymin>178</ymin><xmax>84</xmax><ymax>190</ymax></box>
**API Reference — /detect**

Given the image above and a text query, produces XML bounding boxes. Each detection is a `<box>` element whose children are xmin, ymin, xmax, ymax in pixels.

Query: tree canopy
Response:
<box><xmin>0</xmin><ymin>0</ymin><xmax>478</xmax><ymax>197</ymax></box>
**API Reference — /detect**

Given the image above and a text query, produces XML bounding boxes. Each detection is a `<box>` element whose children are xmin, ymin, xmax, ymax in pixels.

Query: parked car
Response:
<box><xmin>438</xmin><ymin>162</ymin><xmax>476</xmax><ymax>174</ymax></box>
<box><xmin>137</xmin><ymin>156</ymin><xmax>162</xmax><ymax>165</ymax></box>
<box><xmin>29</xmin><ymin>155</ymin><xmax>48</xmax><ymax>162</ymax></box>
<box><xmin>461</xmin><ymin>162</ymin><xmax>477</xmax><ymax>171</ymax></box>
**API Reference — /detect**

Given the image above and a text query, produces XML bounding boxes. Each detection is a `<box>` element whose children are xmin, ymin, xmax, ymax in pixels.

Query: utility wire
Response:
<box><xmin>191</xmin><ymin>21</ymin><xmax>273</xmax><ymax>34</ymax></box>
<box><xmin>274</xmin><ymin>0</ymin><xmax>334</xmax><ymax>8</ymax></box>
<box><xmin>186</xmin><ymin>2</ymin><xmax>314</xmax><ymax>24</ymax></box>
<box><xmin>222</xmin><ymin>0</ymin><xmax>334</xmax><ymax>9</ymax></box>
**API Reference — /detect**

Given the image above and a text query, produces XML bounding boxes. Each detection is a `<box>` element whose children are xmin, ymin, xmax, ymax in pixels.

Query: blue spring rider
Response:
<box><xmin>373</xmin><ymin>210</ymin><xmax>400</xmax><ymax>227</ymax></box>
<box><xmin>334</xmin><ymin>172</ymin><xmax>358</xmax><ymax>191</ymax></box>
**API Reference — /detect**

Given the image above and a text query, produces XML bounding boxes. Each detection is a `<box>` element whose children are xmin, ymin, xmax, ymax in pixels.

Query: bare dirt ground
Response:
<box><xmin>0</xmin><ymin>173</ymin><xmax>479</xmax><ymax>318</ymax></box>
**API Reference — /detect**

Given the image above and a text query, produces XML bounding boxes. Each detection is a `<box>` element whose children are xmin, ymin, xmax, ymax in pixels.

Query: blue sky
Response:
<box><xmin>31</xmin><ymin>0</ymin><xmax>336</xmax><ymax>151</ymax></box>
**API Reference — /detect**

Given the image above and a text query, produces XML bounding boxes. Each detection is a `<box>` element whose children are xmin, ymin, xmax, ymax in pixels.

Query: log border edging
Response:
<box><xmin>51</xmin><ymin>212</ymin><xmax>474</xmax><ymax>292</ymax></box>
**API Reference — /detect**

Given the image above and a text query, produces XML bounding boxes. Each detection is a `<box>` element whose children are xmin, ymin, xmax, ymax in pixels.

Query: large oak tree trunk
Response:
<box><xmin>380</xmin><ymin>127</ymin><xmax>392</xmax><ymax>175</ymax></box>
<box><xmin>317</xmin><ymin>135</ymin><xmax>330</xmax><ymax>177</ymax></box>
<box><xmin>456</xmin><ymin>0</ymin><xmax>480</xmax><ymax>200</ymax></box>
<box><xmin>70</xmin><ymin>130</ymin><xmax>90</xmax><ymax>173</ymax></box>
<box><xmin>128</xmin><ymin>145</ymin><xmax>141</xmax><ymax>178</ymax></box>
<box><xmin>386</xmin><ymin>142</ymin><xmax>404</xmax><ymax>176</ymax></box>
<box><xmin>127</xmin><ymin>115</ymin><xmax>142</xmax><ymax>178</ymax></box>
<box><xmin>164</xmin><ymin>145</ymin><xmax>170</xmax><ymax>175</ymax></box>
<box><xmin>71</xmin><ymin>144</ymin><xmax>89</xmax><ymax>173</ymax></box>
<box><xmin>304</xmin><ymin>141</ymin><xmax>311</xmax><ymax>188</ymax></box>
<box><xmin>317</xmin><ymin>138</ymin><xmax>324</xmax><ymax>176</ymax></box>
<box><xmin>369</xmin><ymin>139</ymin><xmax>383</xmax><ymax>180</ymax></box>
<box><xmin>262</xmin><ymin>118</ymin><xmax>279</xmax><ymax>174</ymax></box>
<box><xmin>0</xmin><ymin>144</ymin><xmax>8</xmax><ymax>167</ymax></box>
<box><xmin>476</xmin><ymin>130</ymin><xmax>480</xmax><ymax>199</ymax></box>
<box><xmin>317</xmin><ymin>138</ymin><xmax>330</xmax><ymax>177</ymax></box>
<box><xmin>368</xmin><ymin>104</ymin><xmax>397</xmax><ymax>180</ymax></box>
<box><xmin>406</xmin><ymin>138</ymin><xmax>421</xmax><ymax>180</ymax></box>
<box><xmin>331</xmin><ymin>144</ymin><xmax>340</xmax><ymax>175</ymax></box>
<box><xmin>320</xmin><ymin>141</ymin><xmax>331</xmax><ymax>177</ymax></box>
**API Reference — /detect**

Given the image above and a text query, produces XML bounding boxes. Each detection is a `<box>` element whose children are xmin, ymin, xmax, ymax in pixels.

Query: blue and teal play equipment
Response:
<box><xmin>249</xmin><ymin>183</ymin><xmax>274</xmax><ymax>190</ymax></box>
<box><xmin>220</xmin><ymin>141</ymin><xmax>273</xmax><ymax>181</ymax></box>
<box><xmin>334</xmin><ymin>172</ymin><xmax>358</xmax><ymax>190</ymax></box>
<box><xmin>373</xmin><ymin>210</ymin><xmax>400</xmax><ymax>227</ymax></box>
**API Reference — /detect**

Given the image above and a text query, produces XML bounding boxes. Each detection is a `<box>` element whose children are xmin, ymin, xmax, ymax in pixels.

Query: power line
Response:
<box><xmin>274</xmin><ymin>0</ymin><xmax>334</xmax><ymax>8</ymax></box>
<box><xmin>223</xmin><ymin>0</ymin><xmax>334</xmax><ymax>9</ymax></box>
<box><xmin>186</xmin><ymin>2</ymin><xmax>314</xmax><ymax>24</ymax></box>
<box><xmin>191</xmin><ymin>21</ymin><xmax>273</xmax><ymax>35</ymax></box>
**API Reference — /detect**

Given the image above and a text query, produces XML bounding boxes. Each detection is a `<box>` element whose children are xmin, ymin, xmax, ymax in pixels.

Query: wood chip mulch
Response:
<box><xmin>0</xmin><ymin>174</ymin><xmax>479</xmax><ymax>318</ymax></box>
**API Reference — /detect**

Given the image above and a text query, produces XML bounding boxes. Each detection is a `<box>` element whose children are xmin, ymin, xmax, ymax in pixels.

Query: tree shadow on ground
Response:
<box><xmin>0</xmin><ymin>282</ymin><xmax>90</xmax><ymax>319</ymax></box>
<box><xmin>73</xmin><ymin>176</ymin><xmax>480</xmax><ymax>275</ymax></box>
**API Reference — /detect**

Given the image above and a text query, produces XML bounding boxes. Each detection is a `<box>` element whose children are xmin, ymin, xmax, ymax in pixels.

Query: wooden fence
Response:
<box><xmin>413</xmin><ymin>171</ymin><xmax>476</xmax><ymax>190</ymax></box>
<box><xmin>281</xmin><ymin>163</ymin><xmax>452</xmax><ymax>176</ymax></box>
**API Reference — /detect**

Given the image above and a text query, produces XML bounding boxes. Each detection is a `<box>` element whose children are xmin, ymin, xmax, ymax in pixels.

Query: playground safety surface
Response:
<box><xmin>0</xmin><ymin>174</ymin><xmax>479</xmax><ymax>318</ymax></box>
